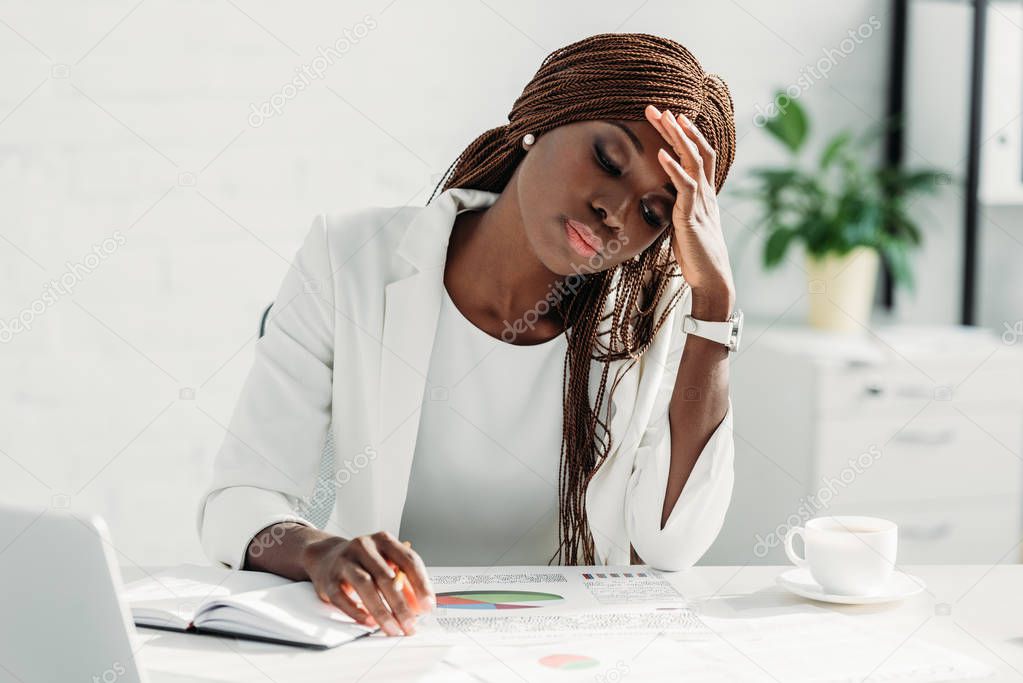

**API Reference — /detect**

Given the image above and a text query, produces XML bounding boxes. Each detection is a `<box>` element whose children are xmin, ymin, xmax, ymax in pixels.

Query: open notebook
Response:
<box><xmin>122</xmin><ymin>564</ymin><xmax>377</xmax><ymax>649</ymax></box>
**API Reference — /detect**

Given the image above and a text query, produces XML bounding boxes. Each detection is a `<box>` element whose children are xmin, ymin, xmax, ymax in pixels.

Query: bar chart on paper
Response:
<box><xmin>436</xmin><ymin>590</ymin><xmax>564</xmax><ymax>610</ymax></box>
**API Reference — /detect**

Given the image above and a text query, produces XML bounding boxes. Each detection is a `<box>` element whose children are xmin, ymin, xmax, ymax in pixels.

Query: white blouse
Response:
<box><xmin>398</xmin><ymin>284</ymin><xmax>569</xmax><ymax>566</ymax></box>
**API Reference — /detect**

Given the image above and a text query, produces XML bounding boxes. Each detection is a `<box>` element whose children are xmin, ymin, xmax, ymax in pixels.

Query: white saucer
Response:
<box><xmin>776</xmin><ymin>568</ymin><xmax>926</xmax><ymax>605</ymax></box>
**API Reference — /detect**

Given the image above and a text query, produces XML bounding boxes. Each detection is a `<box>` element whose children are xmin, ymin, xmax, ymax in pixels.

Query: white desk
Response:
<box><xmin>131</xmin><ymin>565</ymin><xmax>1023</xmax><ymax>682</ymax></box>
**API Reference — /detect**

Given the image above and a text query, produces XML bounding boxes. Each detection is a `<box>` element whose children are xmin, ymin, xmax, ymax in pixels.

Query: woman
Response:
<box><xmin>196</xmin><ymin>32</ymin><xmax>739</xmax><ymax>637</ymax></box>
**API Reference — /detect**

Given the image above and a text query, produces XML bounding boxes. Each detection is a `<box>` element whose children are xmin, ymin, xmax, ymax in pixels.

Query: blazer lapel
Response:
<box><xmin>375</xmin><ymin>187</ymin><xmax>500</xmax><ymax>534</ymax></box>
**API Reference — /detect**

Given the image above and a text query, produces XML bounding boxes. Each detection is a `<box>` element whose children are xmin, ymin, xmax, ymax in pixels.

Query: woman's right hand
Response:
<box><xmin>301</xmin><ymin>530</ymin><xmax>436</xmax><ymax>636</ymax></box>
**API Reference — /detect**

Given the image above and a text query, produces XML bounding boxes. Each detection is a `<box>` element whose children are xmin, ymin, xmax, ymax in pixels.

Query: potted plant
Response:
<box><xmin>738</xmin><ymin>91</ymin><xmax>951</xmax><ymax>332</ymax></box>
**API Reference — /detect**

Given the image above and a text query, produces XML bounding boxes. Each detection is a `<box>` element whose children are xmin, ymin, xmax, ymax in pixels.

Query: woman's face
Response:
<box><xmin>513</xmin><ymin>118</ymin><xmax>679</xmax><ymax>276</ymax></box>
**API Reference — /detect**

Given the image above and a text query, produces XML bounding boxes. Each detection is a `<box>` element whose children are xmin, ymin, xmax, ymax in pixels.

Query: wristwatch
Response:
<box><xmin>682</xmin><ymin>308</ymin><xmax>743</xmax><ymax>352</ymax></box>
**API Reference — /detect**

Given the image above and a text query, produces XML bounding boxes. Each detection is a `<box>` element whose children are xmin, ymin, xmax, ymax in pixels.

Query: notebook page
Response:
<box><xmin>194</xmin><ymin>580</ymin><xmax>377</xmax><ymax>647</ymax></box>
<box><xmin>123</xmin><ymin>564</ymin><xmax>291</xmax><ymax>629</ymax></box>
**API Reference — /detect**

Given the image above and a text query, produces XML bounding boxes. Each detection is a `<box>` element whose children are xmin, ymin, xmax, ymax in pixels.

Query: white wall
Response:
<box><xmin>2</xmin><ymin>0</ymin><xmax>1015</xmax><ymax>568</ymax></box>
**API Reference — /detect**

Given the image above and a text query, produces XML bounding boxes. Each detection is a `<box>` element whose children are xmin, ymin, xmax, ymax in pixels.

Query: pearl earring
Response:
<box><xmin>522</xmin><ymin>133</ymin><xmax>535</xmax><ymax>149</ymax></box>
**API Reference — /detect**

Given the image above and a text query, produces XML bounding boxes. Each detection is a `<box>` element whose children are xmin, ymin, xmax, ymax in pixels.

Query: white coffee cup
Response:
<box><xmin>784</xmin><ymin>515</ymin><xmax>898</xmax><ymax>596</ymax></box>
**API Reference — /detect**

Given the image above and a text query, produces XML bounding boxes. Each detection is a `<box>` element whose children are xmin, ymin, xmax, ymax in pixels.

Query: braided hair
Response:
<box><xmin>427</xmin><ymin>32</ymin><xmax>737</xmax><ymax>565</ymax></box>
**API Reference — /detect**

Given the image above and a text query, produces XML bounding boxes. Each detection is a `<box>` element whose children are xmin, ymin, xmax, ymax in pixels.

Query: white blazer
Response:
<box><xmin>196</xmin><ymin>187</ymin><xmax>735</xmax><ymax>572</ymax></box>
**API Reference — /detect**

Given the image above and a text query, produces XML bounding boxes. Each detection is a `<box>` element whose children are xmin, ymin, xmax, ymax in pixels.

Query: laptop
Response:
<box><xmin>0</xmin><ymin>503</ymin><xmax>215</xmax><ymax>683</ymax></box>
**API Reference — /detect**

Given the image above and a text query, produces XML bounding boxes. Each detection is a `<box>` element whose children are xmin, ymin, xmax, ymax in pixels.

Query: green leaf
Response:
<box><xmin>881</xmin><ymin>240</ymin><xmax>915</xmax><ymax>291</ymax></box>
<box><xmin>886</xmin><ymin>207</ymin><xmax>922</xmax><ymax>246</ymax></box>
<box><xmin>901</xmin><ymin>169</ymin><xmax>952</xmax><ymax>193</ymax></box>
<box><xmin>820</xmin><ymin>130</ymin><xmax>853</xmax><ymax>169</ymax></box>
<box><xmin>763</xmin><ymin>228</ymin><xmax>795</xmax><ymax>268</ymax></box>
<box><xmin>763</xmin><ymin>91</ymin><xmax>809</xmax><ymax>154</ymax></box>
<box><xmin>748</xmin><ymin>168</ymin><xmax>800</xmax><ymax>184</ymax></box>
<box><xmin>844</xmin><ymin>201</ymin><xmax>881</xmax><ymax>247</ymax></box>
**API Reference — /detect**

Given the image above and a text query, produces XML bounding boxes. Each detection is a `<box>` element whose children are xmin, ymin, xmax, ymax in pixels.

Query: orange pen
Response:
<box><xmin>387</xmin><ymin>540</ymin><xmax>422</xmax><ymax>614</ymax></box>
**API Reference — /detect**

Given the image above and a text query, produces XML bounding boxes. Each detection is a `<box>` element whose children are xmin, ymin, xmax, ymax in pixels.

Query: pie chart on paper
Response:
<box><xmin>435</xmin><ymin>590</ymin><xmax>564</xmax><ymax>610</ymax></box>
<box><xmin>538</xmin><ymin>654</ymin><xmax>601</xmax><ymax>670</ymax></box>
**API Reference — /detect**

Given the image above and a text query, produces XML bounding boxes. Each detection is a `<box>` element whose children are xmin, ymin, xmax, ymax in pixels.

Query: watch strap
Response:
<box><xmin>682</xmin><ymin>315</ymin><xmax>735</xmax><ymax>347</ymax></box>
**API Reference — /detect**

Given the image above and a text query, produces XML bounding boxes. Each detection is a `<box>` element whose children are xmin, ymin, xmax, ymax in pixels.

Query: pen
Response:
<box><xmin>387</xmin><ymin>540</ymin><xmax>422</xmax><ymax>614</ymax></box>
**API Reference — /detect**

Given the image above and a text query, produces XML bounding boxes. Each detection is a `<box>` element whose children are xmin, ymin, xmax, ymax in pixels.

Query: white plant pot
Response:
<box><xmin>805</xmin><ymin>247</ymin><xmax>880</xmax><ymax>332</ymax></box>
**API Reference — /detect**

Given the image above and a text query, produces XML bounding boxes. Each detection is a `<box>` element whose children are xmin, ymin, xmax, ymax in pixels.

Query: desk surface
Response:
<box><xmin>131</xmin><ymin>564</ymin><xmax>1023</xmax><ymax>682</ymax></box>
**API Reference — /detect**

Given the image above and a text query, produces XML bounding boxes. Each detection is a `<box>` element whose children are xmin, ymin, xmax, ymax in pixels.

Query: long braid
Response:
<box><xmin>427</xmin><ymin>32</ymin><xmax>736</xmax><ymax>565</ymax></box>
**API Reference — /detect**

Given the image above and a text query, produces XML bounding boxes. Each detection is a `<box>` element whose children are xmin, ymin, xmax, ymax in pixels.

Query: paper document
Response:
<box><xmin>417</xmin><ymin>564</ymin><xmax>705</xmax><ymax>636</ymax></box>
<box><xmin>441</xmin><ymin>610</ymin><xmax>994</xmax><ymax>683</ymax></box>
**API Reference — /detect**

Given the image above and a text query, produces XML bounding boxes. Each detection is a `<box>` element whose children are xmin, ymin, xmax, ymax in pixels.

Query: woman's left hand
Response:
<box><xmin>644</xmin><ymin>104</ymin><xmax>735</xmax><ymax>320</ymax></box>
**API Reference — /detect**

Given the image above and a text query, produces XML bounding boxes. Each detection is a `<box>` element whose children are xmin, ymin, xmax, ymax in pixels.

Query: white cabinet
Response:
<box><xmin>980</xmin><ymin>1</ymin><xmax>1023</xmax><ymax>205</ymax></box>
<box><xmin>701</xmin><ymin>324</ymin><xmax>1023</xmax><ymax>565</ymax></box>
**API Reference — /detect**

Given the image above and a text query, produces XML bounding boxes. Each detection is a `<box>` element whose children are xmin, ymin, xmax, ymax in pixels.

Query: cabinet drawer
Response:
<box><xmin>812</xmin><ymin>407</ymin><xmax>1023</xmax><ymax>503</ymax></box>
<box><xmin>824</xmin><ymin>495</ymin><xmax>1021</xmax><ymax>564</ymax></box>
<box><xmin>817</xmin><ymin>357</ymin><xmax>1023</xmax><ymax>418</ymax></box>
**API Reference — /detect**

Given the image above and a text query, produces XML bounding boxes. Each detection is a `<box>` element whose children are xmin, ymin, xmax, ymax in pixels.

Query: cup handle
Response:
<box><xmin>784</xmin><ymin>526</ymin><xmax>809</xmax><ymax>568</ymax></box>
